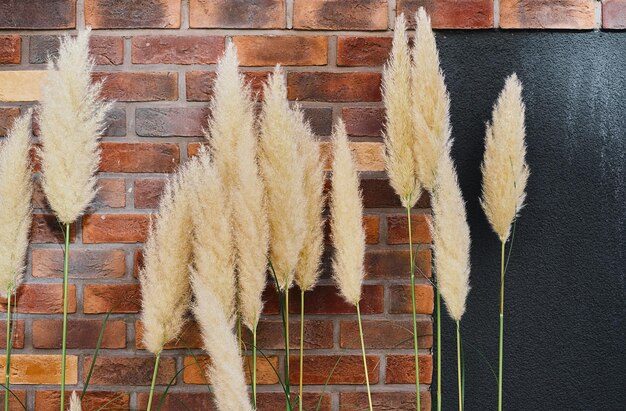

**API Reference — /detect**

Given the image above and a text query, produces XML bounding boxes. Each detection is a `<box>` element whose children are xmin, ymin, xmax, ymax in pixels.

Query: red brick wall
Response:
<box><xmin>0</xmin><ymin>1</ymin><xmax>622</xmax><ymax>410</ymax></box>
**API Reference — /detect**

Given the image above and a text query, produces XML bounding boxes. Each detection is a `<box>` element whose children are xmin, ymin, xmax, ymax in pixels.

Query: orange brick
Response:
<box><xmin>341</xmin><ymin>391</ymin><xmax>432</xmax><ymax>411</ymax></box>
<box><xmin>0</xmin><ymin>284</ymin><xmax>76</xmax><ymax>314</ymax></box>
<box><xmin>83</xmin><ymin>214</ymin><xmax>150</xmax><ymax>243</ymax></box>
<box><xmin>100</xmin><ymin>142</ymin><xmax>180</xmax><ymax>173</ymax></box>
<box><xmin>83</xmin><ymin>355</ymin><xmax>176</xmax><ymax>385</ymax></box>
<box><xmin>132</xmin><ymin>36</ymin><xmax>224</xmax><ymax>64</ymax></box>
<box><xmin>340</xmin><ymin>319</ymin><xmax>432</xmax><ymax>349</ymax></box>
<box><xmin>36</xmin><ymin>391</ymin><xmax>129</xmax><ymax>411</ymax></box>
<box><xmin>389</xmin><ymin>284</ymin><xmax>434</xmax><ymax>314</ymax></box>
<box><xmin>183</xmin><ymin>355</ymin><xmax>279</xmax><ymax>384</ymax></box>
<box><xmin>290</xmin><ymin>355</ymin><xmax>380</xmax><ymax>384</ymax></box>
<box><xmin>0</xmin><ymin>36</ymin><xmax>20</xmax><ymax>64</ymax></box>
<box><xmin>319</xmin><ymin>141</ymin><xmax>385</xmax><ymax>172</ymax></box>
<box><xmin>500</xmin><ymin>0</ymin><xmax>595</xmax><ymax>29</ymax></box>
<box><xmin>385</xmin><ymin>354</ymin><xmax>433</xmax><ymax>384</ymax></box>
<box><xmin>83</xmin><ymin>283</ymin><xmax>141</xmax><ymax>314</ymax></box>
<box><xmin>190</xmin><ymin>0</ymin><xmax>285</xmax><ymax>28</ymax></box>
<box><xmin>94</xmin><ymin>72</ymin><xmax>178</xmax><ymax>102</ymax></box>
<box><xmin>0</xmin><ymin>355</ymin><xmax>78</xmax><ymax>384</ymax></box>
<box><xmin>233</xmin><ymin>36</ymin><xmax>328</xmax><ymax>66</ymax></box>
<box><xmin>32</xmin><ymin>248</ymin><xmax>126</xmax><ymax>278</ymax></box>
<box><xmin>386</xmin><ymin>214</ymin><xmax>433</xmax><ymax>244</ymax></box>
<box><xmin>294</xmin><ymin>0</ymin><xmax>388</xmax><ymax>30</ymax></box>
<box><xmin>398</xmin><ymin>0</ymin><xmax>493</xmax><ymax>28</ymax></box>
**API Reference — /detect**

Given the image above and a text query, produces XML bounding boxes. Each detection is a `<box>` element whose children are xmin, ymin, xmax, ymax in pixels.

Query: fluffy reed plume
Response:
<box><xmin>412</xmin><ymin>7</ymin><xmax>451</xmax><ymax>191</ymax></box>
<box><xmin>0</xmin><ymin>111</ymin><xmax>33</xmax><ymax>297</ymax></box>
<box><xmin>206</xmin><ymin>44</ymin><xmax>268</xmax><ymax>331</ymax></box>
<box><xmin>187</xmin><ymin>150</ymin><xmax>237</xmax><ymax>327</ymax></box>
<box><xmin>431</xmin><ymin>149</ymin><xmax>471</xmax><ymax>322</ymax></box>
<box><xmin>481</xmin><ymin>74</ymin><xmax>529</xmax><ymax>242</ymax></box>
<box><xmin>259</xmin><ymin>66</ymin><xmax>307</xmax><ymax>289</ymax></box>
<box><xmin>192</xmin><ymin>274</ymin><xmax>253</xmax><ymax>411</ymax></box>
<box><xmin>382</xmin><ymin>13</ymin><xmax>421</xmax><ymax>208</ymax></box>
<box><xmin>38</xmin><ymin>28</ymin><xmax>110</xmax><ymax>224</ymax></box>
<box><xmin>68</xmin><ymin>392</ymin><xmax>81</xmax><ymax>411</ymax></box>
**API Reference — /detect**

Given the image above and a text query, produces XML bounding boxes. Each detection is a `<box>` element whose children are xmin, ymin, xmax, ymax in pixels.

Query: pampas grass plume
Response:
<box><xmin>139</xmin><ymin>162</ymin><xmax>194</xmax><ymax>354</ymax></box>
<box><xmin>412</xmin><ymin>8</ymin><xmax>451</xmax><ymax>191</ymax></box>
<box><xmin>431</xmin><ymin>149</ymin><xmax>471</xmax><ymax>321</ymax></box>
<box><xmin>69</xmin><ymin>391</ymin><xmax>81</xmax><ymax>411</ymax></box>
<box><xmin>330</xmin><ymin>120</ymin><xmax>365</xmax><ymax>306</ymax></box>
<box><xmin>481</xmin><ymin>74</ymin><xmax>529</xmax><ymax>242</ymax></box>
<box><xmin>383</xmin><ymin>13</ymin><xmax>421</xmax><ymax>208</ymax></box>
<box><xmin>0</xmin><ymin>111</ymin><xmax>33</xmax><ymax>297</ymax></box>
<box><xmin>192</xmin><ymin>274</ymin><xmax>253</xmax><ymax>411</ymax></box>
<box><xmin>38</xmin><ymin>28</ymin><xmax>110</xmax><ymax>224</ymax></box>
<box><xmin>259</xmin><ymin>66</ymin><xmax>307</xmax><ymax>289</ymax></box>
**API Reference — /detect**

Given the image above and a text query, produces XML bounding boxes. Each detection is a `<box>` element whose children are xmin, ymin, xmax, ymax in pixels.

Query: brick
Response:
<box><xmin>132</xmin><ymin>36</ymin><xmax>224</xmax><ymax>64</ymax></box>
<box><xmin>0</xmin><ymin>355</ymin><xmax>77</xmax><ymax>384</ymax></box>
<box><xmin>190</xmin><ymin>0</ymin><xmax>285</xmax><ymax>28</ymax></box>
<box><xmin>32</xmin><ymin>249</ymin><xmax>126</xmax><ymax>278</ymax></box>
<box><xmin>387</xmin><ymin>214</ymin><xmax>432</xmax><ymax>244</ymax></box>
<box><xmin>30</xmin><ymin>36</ymin><xmax>123</xmax><ymax>65</ymax></box>
<box><xmin>137</xmin><ymin>392</ymin><xmax>216</xmax><ymax>410</ymax></box>
<box><xmin>1</xmin><ymin>284</ymin><xmax>76</xmax><ymax>314</ymax></box>
<box><xmin>83</xmin><ymin>283</ymin><xmax>141</xmax><ymax>313</ymax></box>
<box><xmin>95</xmin><ymin>178</ymin><xmax>126</xmax><ymax>208</ymax></box>
<box><xmin>36</xmin><ymin>391</ymin><xmax>129</xmax><ymax>411</ymax></box>
<box><xmin>294</xmin><ymin>0</ymin><xmax>388</xmax><ymax>30</ymax></box>
<box><xmin>386</xmin><ymin>354</ymin><xmax>433</xmax><ymax>384</ymax></box>
<box><xmin>185</xmin><ymin>71</ymin><xmax>270</xmax><ymax>102</ymax></box>
<box><xmin>0</xmin><ymin>0</ymin><xmax>75</xmax><ymax>29</ymax></box>
<box><xmin>288</xmin><ymin>285</ymin><xmax>384</xmax><ymax>314</ymax></box>
<box><xmin>84</xmin><ymin>355</ymin><xmax>176</xmax><ymax>385</ymax></box>
<box><xmin>365</xmin><ymin>249</ymin><xmax>432</xmax><ymax>279</ymax></box>
<box><xmin>341</xmin><ymin>319</ymin><xmax>432</xmax><ymax>349</ymax></box>
<box><xmin>389</xmin><ymin>284</ymin><xmax>434</xmax><ymax>314</ymax></box>
<box><xmin>85</xmin><ymin>0</ymin><xmax>181</xmax><ymax>29</ymax></box>
<box><xmin>136</xmin><ymin>320</ymin><xmax>203</xmax><ymax>350</ymax></box>
<box><xmin>134</xmin><ymin>179</ymin><xmax>167</xmax><ymax>209</ymax></box>
<box><xmin>0</xmin><ymin>108</ymin><xmax>20</xmax><ymax>136</ymax></box>
<box><xmin>603</xmin><ymin>0</ymin><xmax>626</xmax><ymax>29</ymax></box>
<box><xmin>183</xmin><ymin>355</ymin><xmax>279</xmax><ymax>384</ymax></box>
<box><xmin>233</xmin><ymin>36</ymin><xmax>328</xmax><ymax>66</ymax></box>
<box><xmin>319</xmin><ymin>141</ymin><xmax>385</xmax><ymax>171</ymax></box>
<box><xmin>242</xmin><ymin>319</ymin><xmax>334</xmax><ymax>349</ymax></box>
<box><xmin>0</xmin><ymin>320</ymin><xmax>25</xmax><ymax>349</ymax></box>
<box><xmin>134</xmin><ymin>249</ymin><xmax>144</xmax><ymax>278</ymax></box>
<box><xmin>83</xmin><ymin>214</ymin><xmax>150</xmax><ymax>243</ymax></box>
<box><xmin>500</xmin><ymin>0</ymin><xmax>595</xmax><ymax>29</ymax></box>
<box><xmin>342</xmin><ymin>107</ymin><xmax>385</xmax><ymax>137</ymax></box>
<box><xmin>0</xmin><ymin>71</ymin><xmax>46</xmax><ymax>102</ymax></box>
<box><xmin>100</xmin><ymin>142</ymin><xmax>180</xmax><ymax>173</ymax></box>
<box><xmin>363</xmin><ymin>214</ymin><xmax>380</xmax><ymax>244</ymax></box>
<box><xmin>303</xmin><ymin>107</ymin><xmax>333</xmax><ymax>136</ymax></box>
<box><xmin>32</xmin><ymin>107</ymin><xmax>126</xmax><ymax>137</ymax></box>
<box><xmin>0</xmin><ymin>390</ymin><xmax>26</xmax><ymax>411</ymax></box>
<box><xmin>32</xmin><ymin>319</ymin><xmax>126</xmax><ymax>349</ymax></box>
<box><xmin>94</xmin><ymin>72</ymin><xmax>178</xmax><ymax>102</ymax></box>
<box><xmin>0</xmin><ymin>36</ymin><xmax>20</xmax><ymax>64</ymax></box>
<box><xmin>337</xmin><ymin>37</ymin><xmax>392</xmax><ymax>67</ymax></box>
<box><xmin>136</xmin><ymin>107</ymin><xmax>208</xmax><ymax>137</ymax></box>
<box><xmin>290</xmin><ymin>355</ymin><xmax>379</xmax><ymax>384</ymax></box>
<box><xmin>360</xmin><ymin>178</ymin><xmax>430</xmax><ymax>208</ymax></box>
<box><xmin>288</xmin><ymin>72</ymin><xmax>382</xmax><ymax>102</ymax></box>
<box><xmin>341</xmin><ymin>391</ymin><xmax>432</xmax><ymax>411</ymax></box>
<box><xmin>258</xmin><ymin>393</ymin><xmax>332</xmax><ymax>411</ymax></box>
<box><xmin>398</xmin><ymin>0</ymin><xmax>494</xmax><ymax>28</ymax></box>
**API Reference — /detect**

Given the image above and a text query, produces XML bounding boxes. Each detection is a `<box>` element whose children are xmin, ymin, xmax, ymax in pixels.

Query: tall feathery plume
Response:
<box><xmin>192</xmin><ymin>274</ymin><xmax>253</xmax><ymax>411</ymax></box>
<box><xmin>205</xmin><ymin>44</ymin><xmax>269</xmax><ymax>407</ymax></box>
<box><xmin>381</xmin><ymin>14</ymin><xmax>424</xmax><ymax>409</ymax></box>
<box><xmin>329</xmin><ymin>120</ymin><xmax>372</xmax><ymax>411</ymax></box>
<box><xmin>140</xmin><ymin>162</ymin><xmax>195</xmax><ymax>411</ymax></box>
<box><xmin>431</xmin><ymin>149</ymin><xmax>471</xmax><ymax>411</ymax></box>
<box><xmin>69</xmin><ymin>391</ymin><xmax>82</xmax><ymax>411</ymax></box>
<box><xmin>0</xmin><ymin>111</ymin><xmax>33</xmax><ymax>411</ymax></box>
<box><xmin>480</xmin><ymin>74</ymin><xmax>529</xmax><ymax>411</ymax></box>
<box><xmin>258</xmin><ymin>66</ymin><xmax>307</xmax><ymax>407</ymax></box>
<box><xmin>292</xmin><ymin>105</ymin><xmax>326</xmax><ymax>410</ymax></box>
<box><xmin>37</xmin><ymin>28</ymin><xmax>111</xmax><ymax>411</ymax></box>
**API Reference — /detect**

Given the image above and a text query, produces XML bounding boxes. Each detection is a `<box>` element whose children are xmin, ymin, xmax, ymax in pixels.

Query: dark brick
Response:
<box><xmin>337</xmin><ymin>37</ymin><xmax>392</xmax><ymax>66</ymax></box>
<box><xmin>190</xmin><ymin>0</ymin><xmax>285</xmax><ymax>28</ymax></box>
<box><xmin>136</xmin><ymin>107</ymin><xmax>208</xmax><ymax>137</ymax></box>
<box><xmin>0</xmin><ymin>0</ymin><xmax>75</xmax><ymax>29</ymax></box>
<box><xmin>30</xmin><ymin>36</ymin><xmax>123</xmax><ymax>65</ymax></box>
<box><xmin>85</xmin><ymin>0</ymin><xmax>181</xmax><ymax>29</ymax></box>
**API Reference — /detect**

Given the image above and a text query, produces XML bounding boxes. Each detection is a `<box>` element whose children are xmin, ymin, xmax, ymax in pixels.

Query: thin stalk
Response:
<box><xmin>60</xmin><ymin>222</ymin><xmax>70</xmax><ymax>411</ymax></box>
<box><xmin>456</xmin><ymin>321</ymin><xmax>462</xmax><ymax>411</ymax></box>
<box><xmin>436</xmin><ymin>287</ymin><xmax>441</xmax><ymax>411</ymax></box>
<box><xmin>252</xmin><ymin>323</ymin><xmax>258</xmax><ymax>409</ymax></box>
<box><xmin>299</xmin><ymin>289</ymin><xmax>305</xmax><ymax>411</ymax></box>
<box><xmin>4</xmin><ymin>289</ymin><xmax>11</xmax><ymax>411</ymax></box>
<box><xmin>498</xmin><ymin>240</ymin><xmax>505</xmax><ymax>411</ymax></box>
<box><xmin>355</xmin><ymin>302</ymin><xmax>373</xmax><ymax>411</ymax></box>
<box><xmin>238</xmin><ymin>316</ymin><xmax>243</xmax><ymax>354</ymax></box>
<box><xmin>406</xmin><ymin>207</ymin><xmax>421</xmax><ymax>411</ymax></box>
<box><xmin>284</xmin><ymin>286</ymin><xmax>290</xmax><ymax>410</ymax></box>
<box><xmin>147</xmin><ymin>351</ymin><xmax>161</xmax><ymax>411</ymax></box>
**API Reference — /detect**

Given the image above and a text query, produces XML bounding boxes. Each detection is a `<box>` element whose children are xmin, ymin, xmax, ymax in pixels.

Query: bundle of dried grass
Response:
<box><xmin>69</xmin><ymin>391</ymin><xmax>81</xmax><ymax>411</ymax></box>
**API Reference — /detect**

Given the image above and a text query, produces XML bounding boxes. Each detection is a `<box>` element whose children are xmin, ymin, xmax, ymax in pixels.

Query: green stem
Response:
<box><xmin>498</xmin><ymin>240</ymin><xmax>505</xmax><ymax>411</ymax></box>
<box><xmin>5</xmin><ymin>289</ymin><xmax>11</xmax><ymax>411</ymax></box>
<box><xmin>436</xmin><ymin>287</ymin><xmax>441</xmax><ymax>411</ymax></box>
<box><xmin>406</xmin><ymin>207</ymin><xmax>421</xmax><ymax>410</ymax></box>
<box><xmin>456</xmin><ymin>321</ymin><xmax>462</xmax><ymax>411</ymax></box>
<box><xmin>299</xmin><ymin>289</ymin><xmax>304</xmax><ymax>411</ymax></box>
<box><xmin>147</xmin><ymin>351</ymin><xmax>161</xmax><ymax>411</ymax></box>
<box><xmin>356</xmin><ymin>302</ymin><xmax>373</xmax><ymax>411</ymax></box>
<box><xmin>60</xmin><ymin>222</ymin><xmax>70</xmax><ymax>411</ymax></box>
<box><xmin>252</xmin><ymin>323</ymin><xmax>258</xmax><ymax>409</ymax></box>
<box><xmin>284</xmin><ymin>286</ymin><xmax>290</xmax><ymax>410</ymax></box>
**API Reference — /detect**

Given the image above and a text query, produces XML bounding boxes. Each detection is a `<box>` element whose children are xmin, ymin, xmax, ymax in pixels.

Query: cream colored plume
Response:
<box><xmin>139</xmin><ymin>162</ymin><xmax>194</xmax><ymax>354</ymax></box>
<box><xmin>382</xmin><ymin>13</ymin><xmax>421</xmax><ymax>208</ymax></box>
<box><xmin>330</xmin><ymin>120</ymin><xmax>365</xmax><ymax>306</ymax></box>
<box><xmin>293</xmin><ymin>106</ymin><xmax>326</xmax><ymax>292</ymax></box>
<box><xmin>0</xmin><ymin>111</ymin><xmax>33</xmax><ymax>298</ymax></box>
<box><xmin>206</xmin><ymin>43</ymin><xmax>269</xmax><ymax>330</ymax></box>
<box><xmin>38</xmin><ymin>28</ymin><xmax>111</xmax><ymax>224</ymax></box>
<box><xmin>259</xmin><ymin>66</ymin><xmax>307</xmax><ymax>290</ymax></box>
<box><xmin>431</xmin><ymin>149</ymin><xmax>471</xmax><ymax>321</ymax></box>
<box><xmin>68</xmin><ymin>391</ymin><xmax>81</xmax><ymax>411</ymax></box>
<box><xmin>191</xmin><ymin>273</ymin><xmax>253</xmax><ymax>411</ymax></box>
<box><xmin>481</xmin><ymin>74</ymin><xmax>529</xmax><ymax>242</ymax></box>
<box><xmin>412</xmin><ymin>7</ymin><xmax>451</xmax><ymax>191</ymax></box>
<box><xmin>187</xmin><ymin>149</ymin><xmax>237</xmax><ymax>327</ymax></box>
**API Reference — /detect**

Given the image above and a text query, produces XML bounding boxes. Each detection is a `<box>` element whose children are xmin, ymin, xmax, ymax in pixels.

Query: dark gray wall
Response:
<box><xmin>434</xmin><ymin>31</ymin><xmax>626</xmax><ymax>410</ymax></box>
